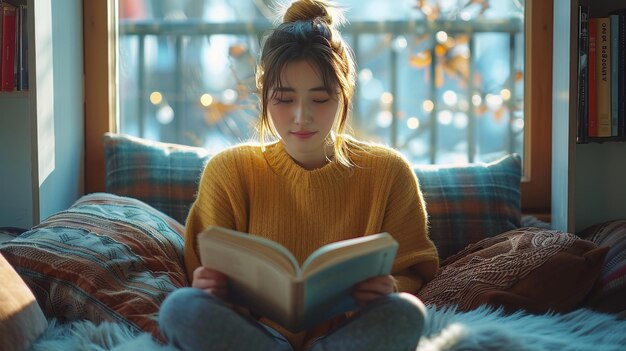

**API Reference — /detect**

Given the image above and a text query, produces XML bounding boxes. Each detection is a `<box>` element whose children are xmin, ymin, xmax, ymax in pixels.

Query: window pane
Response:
<box><xmin>118</xmin><ymin>0</ymin><xmax>525</xmax><ymax>164</ymax></box>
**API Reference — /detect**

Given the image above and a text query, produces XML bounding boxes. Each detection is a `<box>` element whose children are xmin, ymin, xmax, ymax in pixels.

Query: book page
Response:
<box><xmin>200</xmin><ymin>226</ymin><xmax>300</xmax><ymax>275</ymax></box>
<box><xmin>198</xmin><ymin>232</ymin><xmax>295</xmax><ymax>324</ymax></box>
<box><xmin>301</xmin><ymin>233</ymin><xmax>396</xmax><ymax>276</ymax></box>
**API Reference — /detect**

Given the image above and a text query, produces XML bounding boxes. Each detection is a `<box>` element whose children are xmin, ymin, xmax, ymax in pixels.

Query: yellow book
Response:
<box><xmin>198</xmin><ymin>225</ymin><xmax>398</xmax><ymax>332</ymax></box>
<box><xmin>596</xmin><ymin>17</ymin><xmax>612</xmax><ymax>137</ymax></box>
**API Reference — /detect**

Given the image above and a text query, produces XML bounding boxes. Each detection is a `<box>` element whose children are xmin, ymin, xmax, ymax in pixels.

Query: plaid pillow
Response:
<box><xmin>103</xmin><ymin>134</ymin><xmax>521</xmax><ymax>260</ymax></box>
<box><xmin>104</xmin><ymin>133</ymin><xmax>211</xmax><ymax>225</ymax></box>
<box><xmin>415</xmin><ymin>154</ymin><xmax>522</xmax><ymax>259</ymax></box>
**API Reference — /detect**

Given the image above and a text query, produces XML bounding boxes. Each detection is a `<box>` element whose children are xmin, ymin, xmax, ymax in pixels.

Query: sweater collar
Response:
<box><xmin>263</xmin><ymin>141</ymin><xmax>352</xmax><ymax>187</ymax></box>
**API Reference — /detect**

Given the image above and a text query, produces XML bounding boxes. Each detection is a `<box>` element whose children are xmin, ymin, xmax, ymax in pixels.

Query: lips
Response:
<box><xmin>290</xmin><ymin>130</ymin><xmax>317</xmax><ymax>139</ymax></box>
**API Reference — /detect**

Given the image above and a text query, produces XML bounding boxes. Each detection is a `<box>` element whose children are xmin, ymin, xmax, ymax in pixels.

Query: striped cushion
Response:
<box><xmin>0</xmin><ymin>193</ymin><xmax>188</xmax><ymax>340</ymax></box>
<box><xmin>104</xmin><ymin>133</ymin><xmax>211</xmax><ymax>225</ymax></box>
<box><xmin>414</xmin><ymin>154</ymin><xmax>522</xmax><ymax>259</ymax></box>
<box><xmin>579</xmin><ymin>220</ymin><xmax>626</xmax><ymax>314</ymax></box>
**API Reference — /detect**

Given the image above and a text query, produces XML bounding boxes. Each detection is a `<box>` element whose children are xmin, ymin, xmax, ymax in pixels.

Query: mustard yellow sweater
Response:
<box><xmin>183</xmin><ymin>138</ymin><xmax>439</xmax><ymax>347</ymax></box>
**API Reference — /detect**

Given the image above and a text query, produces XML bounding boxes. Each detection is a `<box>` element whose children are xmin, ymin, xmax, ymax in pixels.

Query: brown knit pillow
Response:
<box><xmin>417</xmin><ymin>227</ymin><xmax>608</xmax><ymax>313</ymax></box>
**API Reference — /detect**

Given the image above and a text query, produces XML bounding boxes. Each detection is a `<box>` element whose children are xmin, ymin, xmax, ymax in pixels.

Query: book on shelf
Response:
<box><xmin>595</xmin><ymin>17</ymin><xmax>612</xmax><ymax>137</ymax></box>
<box><xmin>198</xmin><ymin>225</ymin><xmax>398</xmax><ymax>332</ymax></box>
<box><xmin>588</xmin><ymin>17</ymin><xmax>598</xmax><ymax>137</ymax></box>
<box><xmin>577</xmin><ymin>5</ymin><xmax>590</xmax><ymax>143</ymax></box>
<box><xmin>16</xmin><ymin>4</ymin><xmax>26</xmax><ymax>90</ymax></box>
<box><xmin>610</xmin><ymin>9</ymin><xmax>626</xmax><ymax>136</ymax></box>
<box><xmin>0</xmin><ymin>2</ymin><xmax>17</xmax><ymax>92</ymax></box>
<box><xmin>610</xmin><ymin>13</ymin><xmax>619</xmax><ymax>136</ymax></box>
<box><xmin>0</xmin><ymin>1</ymin><xmax>27</xmax><ymax>92</ymax></box>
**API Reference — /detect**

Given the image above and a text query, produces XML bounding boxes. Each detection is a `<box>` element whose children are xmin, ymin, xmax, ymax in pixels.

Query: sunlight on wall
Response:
<box><xmin>34</xmin><ymin>0</ymin><xmax>55</xmax><ymax>187</ymax></box>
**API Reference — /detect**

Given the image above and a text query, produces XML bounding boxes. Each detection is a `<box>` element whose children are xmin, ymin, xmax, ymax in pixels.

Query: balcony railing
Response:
<box><xmin>118</xmin><ymin>17</ymin><xmax>524</xmax><ymax>164</ymax></box>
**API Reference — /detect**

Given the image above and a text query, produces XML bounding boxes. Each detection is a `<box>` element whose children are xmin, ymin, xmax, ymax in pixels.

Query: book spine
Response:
<box><xmin>588</xmin><ymin>18</ymin><xmax>598</xmax><ymax>137</ymax></box>
<box><xmin>617</xmin><ymin>10</ymin><xmax>626</xmax><ymax>136</ymax></box>
<box><xmin>1</xmin><ymin>4</ymin><xmax>17</xmax><ymax>92</ymax></box>
<box><xmin>596</xmin><ymin>17</ymin><xmax>612</xmax><ymax>137</ymax></box>
<box><xmin>16</xmin><ymin>4</ymin><xmax>26</xmax><ymax>90</ymax></box>
<box><xmin>610</xmin><ymin>14</ymin><xmax>619</xmax><ymax>136</ymax></box>
<box><xmin>577</xmin><ymin>6</ymin><xmax>590</xmax><ymax>143</ymax></box>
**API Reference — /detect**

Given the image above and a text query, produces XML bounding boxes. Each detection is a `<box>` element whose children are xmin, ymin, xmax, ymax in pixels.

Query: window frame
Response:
<box><xmin>83</xmin><ymin>0</ymin><xmax>552</xmax><ymax>217</ymax></box>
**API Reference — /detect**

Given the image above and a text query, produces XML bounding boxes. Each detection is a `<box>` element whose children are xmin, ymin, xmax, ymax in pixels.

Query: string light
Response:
<box><xmin>200</xmin><ymin>93</ymin><xmax>213</xmax><ymax>107</ymax></box>
<box><xmin>150</xmin><ymin>91</ymin><xmax>163</xmax><ymax>105</ymax></box>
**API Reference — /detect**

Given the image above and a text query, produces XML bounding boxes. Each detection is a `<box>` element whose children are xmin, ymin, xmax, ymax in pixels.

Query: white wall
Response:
<box><xmin>39</xmin><ymin>0</ymin><xmax>84</xmax><ymax>222</ymax></box>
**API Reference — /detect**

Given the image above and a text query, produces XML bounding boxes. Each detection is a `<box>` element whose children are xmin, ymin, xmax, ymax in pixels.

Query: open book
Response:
<box><xmin>198</xmin><ymin>225</ymin><xmax>398</xmax><ymax>332</ymax></box>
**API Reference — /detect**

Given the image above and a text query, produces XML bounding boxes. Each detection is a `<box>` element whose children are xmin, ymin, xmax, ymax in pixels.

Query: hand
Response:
<box><xmin>192</xmin><ymin>266</ymin><xmax>229</xmax><ymax>300</ymax></box>
<box><xmin>352</xmin><ymin>275</ymin><xmax>395</xmax><ymax>306</ymax></box>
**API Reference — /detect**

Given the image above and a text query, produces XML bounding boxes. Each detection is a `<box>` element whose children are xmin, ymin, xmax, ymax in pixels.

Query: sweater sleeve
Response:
<box><xmin>382</xmin><ymin>153</ymin><xmax>439</xmax><ymax>293</ymax></box>
<box><xmin>183</xmin><ymin>153</ymin><xmax>239</xmax><ymax>281</ymax></box>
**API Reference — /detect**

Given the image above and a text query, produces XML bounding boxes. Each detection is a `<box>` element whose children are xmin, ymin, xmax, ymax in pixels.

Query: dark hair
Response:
<box><xmin>256</xmin><ymin>0</ymin><xmax>356</xmax><ymax>167</ymax></box>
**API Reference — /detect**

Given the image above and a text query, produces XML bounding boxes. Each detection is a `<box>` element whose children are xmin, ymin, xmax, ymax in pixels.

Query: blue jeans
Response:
<box><xmin>159</xmin><ymin>287</ymin><xmax>425</xmax><ymax>351</ymax></box>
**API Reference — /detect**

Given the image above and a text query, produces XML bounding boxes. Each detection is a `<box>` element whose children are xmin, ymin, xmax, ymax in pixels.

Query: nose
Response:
<box><xmin>293</xmin><ymin>101</ymin><xmax>309</xmax><ymax>125</ymax></box>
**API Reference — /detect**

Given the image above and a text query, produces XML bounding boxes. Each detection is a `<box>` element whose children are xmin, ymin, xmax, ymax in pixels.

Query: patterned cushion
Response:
<box><xmin>0</xmin><ymin>193</ymin><xmax>188</xmax><ymax>340</ymax></box>
<box><xmin>414</xmin><ymin>154</ymin><xmax>522</xmax><ymax>259</ymax></box>
<box><xmin>417</xmin><ymin>227</ymin><xmax>608</xmax><ymax>313</ymax></box>
<box><xmin>104</xmin><ymin>133</ymin><xmax>211</xmax><ymax>225</ymax></box>
<box><xmin>578</xmin><ymin>220</ymin><xmax>626</xmax><ymax>314</ymax></box>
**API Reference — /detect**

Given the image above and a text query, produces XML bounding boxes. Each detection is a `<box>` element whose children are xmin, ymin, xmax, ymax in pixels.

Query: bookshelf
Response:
<box><xmin>552</xmin><ymin>0</ymin><xmax>626</xmax><ymax>233</ymax></box>
<box><xmin>0</xmin><ymin>0</ymin><xmax>83</xmax><ymax>228</ymax></box>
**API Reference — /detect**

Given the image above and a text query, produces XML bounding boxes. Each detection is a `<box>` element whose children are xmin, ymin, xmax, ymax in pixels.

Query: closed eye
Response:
<box><xmin>313</xmin><ymin>99</ymin><xmax>330</xmax><ymax>103</ymax></box>
<box><xmin>273</xmin><ymin>98</ymin><xmax>293</xmax><ymax>104</ymax></box>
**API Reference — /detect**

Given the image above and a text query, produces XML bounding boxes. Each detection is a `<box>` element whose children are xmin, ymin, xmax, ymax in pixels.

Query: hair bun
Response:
<box><xmin>282</xmin><ymin>0</ymin><xmax>344</xmax><ymax>28</ymax></box>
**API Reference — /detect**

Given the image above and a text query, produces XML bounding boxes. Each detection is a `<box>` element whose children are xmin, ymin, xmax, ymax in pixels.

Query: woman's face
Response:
<box><xmin>267</xmin><ymin>60</ymin><xmax>340</xmax><ymax>170</ymax></box>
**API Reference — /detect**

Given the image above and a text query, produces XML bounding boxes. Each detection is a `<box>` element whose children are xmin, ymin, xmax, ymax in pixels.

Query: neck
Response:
<box><xmin>286</xmin><ymin>143</ymin><xmax>335</xmax><ymax>170</ymax></box>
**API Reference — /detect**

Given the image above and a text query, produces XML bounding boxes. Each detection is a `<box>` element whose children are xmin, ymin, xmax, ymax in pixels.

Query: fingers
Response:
<box><xmin>352</xmin><ymin>275</ymin><xmax>395</xmax><ymax>305</ymax></box>
<box><xmin>354</xmin><ymin>275</ymin><xmax>395</xmax><ymax>294</ymax></box>
<box><xmin>193</xmin><ymin>266</ymin><xmax>228</xmax><ymax>281</ymax></box>
<box><xmin>192</xmin><ymin>266</ymin><xmax>229</xmax><ymax>299</ymax></box>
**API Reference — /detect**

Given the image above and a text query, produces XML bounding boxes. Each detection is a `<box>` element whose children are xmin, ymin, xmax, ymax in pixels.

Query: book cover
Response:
<box><xmin>1</xmin><ymin>3</ymin><xmax>17</xmax><ymax>91</ymax></box>
<box><xmin>576</xmin><ymin>6</ymin><xmax>590</xmax><ymax>143</ymax></box>
<box><xmin>197</xmin><ymin>225</ymin><xmax>398</xmax><ymax>332</ymax></box>
<box><xmin>588</xmin><ymin>17</ymin><xmax>598</xmax><ymax>137</ymax></box>
<box><xmin>595</xmin><ymin>17</ymin><xmax>612</xmax><ymax>137</ymax></box>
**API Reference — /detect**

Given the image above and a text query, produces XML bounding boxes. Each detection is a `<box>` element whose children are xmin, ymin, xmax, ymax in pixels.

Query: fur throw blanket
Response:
<box><xmin>30</xmin><ymin>306</ymin><xmax>626</xmax><ymax>351</ymax></box>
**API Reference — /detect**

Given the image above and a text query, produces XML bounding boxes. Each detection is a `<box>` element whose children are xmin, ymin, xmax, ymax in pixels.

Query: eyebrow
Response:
<box><xmin>273</xmin><ymin>86</ymin><xmax>330</xmax><ymax>93</ymax></box>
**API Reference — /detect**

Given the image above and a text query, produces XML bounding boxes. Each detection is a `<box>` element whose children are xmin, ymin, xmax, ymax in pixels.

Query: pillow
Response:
<box><xmin>0</xmin><ymin>227</ymin><xmax>24</xmax><ymax>244</ymax></box>
<box><xmin>103</xmin><ymin>132</ymin><xmax>211</xmax><ymax>225</ymax></box>
<box><xmin>0</xmin><ymin>193</ymin><xmax>189</xmax><ymax>340</ymax></box>
<box><xmin>417</xmin><ymin>227</ymin><xmax>608</xmax><ymax>314</ymax></box>
<box><xmin>103</xmin><ymin>133</ymin><xmax>522</xmax><ymax>260</ymax></box>
<box><xmin>414</xmin><ymin>154</ymin><xmax>522</xmax><ymax>259</ymax></box>
<box><xmin>0</xmin><ymin>252</ymin><xmax>48</xmax><ymax>351</ymax></box>
<box><xmin>578</xmin><ymin>220</ymin><xmax>626</xmax><ymax>314</ymax></box>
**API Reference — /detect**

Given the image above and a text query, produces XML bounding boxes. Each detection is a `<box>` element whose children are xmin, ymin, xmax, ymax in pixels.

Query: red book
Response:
<box><xmin>1</xmin><ymin>4</ymin><xmax>17</xmax><ymax>92</ymax></box>
<box><xmin>588</xmin><ymin>17</ymin><xmax>598</xmax><ymax>137</ymax></box>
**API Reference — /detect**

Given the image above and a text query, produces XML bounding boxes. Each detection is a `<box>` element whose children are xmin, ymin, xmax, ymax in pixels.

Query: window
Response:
<box><xmin>84</xmin><ymin>0</ymin><xmax>551</xmax><ymax>215</ymax></box>
<box><xmin>117</xmin><ymin>0</ymin><xmax>524</xmax><ymax>165</ymax></box>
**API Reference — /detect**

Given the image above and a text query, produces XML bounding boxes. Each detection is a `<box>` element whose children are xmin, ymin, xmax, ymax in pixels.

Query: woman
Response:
<box><xmin>159</xmin><ymin>1</ymin><xmax>439</xmax><ymax>350</ymax></box>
